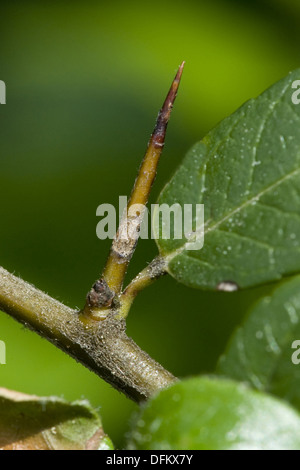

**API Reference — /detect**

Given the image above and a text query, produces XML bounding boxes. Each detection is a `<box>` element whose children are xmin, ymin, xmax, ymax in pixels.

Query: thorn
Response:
<box><xmin>152</xmin><ymin>61</ymin><xmax>185</xmax><ymax>148</ymax></box>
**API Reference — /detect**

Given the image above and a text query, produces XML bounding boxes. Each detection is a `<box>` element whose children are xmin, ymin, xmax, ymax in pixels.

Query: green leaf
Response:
<box><xmin>217</xmin><ymin>275</ymin><xmax>300</xmax><ymax>412</ymax></box>
<box><xmin>156</xmin><ymin>69</ymin><xmax>300</xmax><ymax>289</ymax></box>
<box><xmin>128</xmin><ymin>376</ymin><xmax>300</xmax><ymax>450</ymax></box>
<box><xmin>0</xmin><ymin>387</ymin><xmax>113</xmax><ymax>450</ymax></box>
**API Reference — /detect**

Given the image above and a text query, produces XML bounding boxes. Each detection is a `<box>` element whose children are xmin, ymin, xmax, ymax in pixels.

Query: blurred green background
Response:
<box><xmin>1</xmin><ymin>0</ymin><xmax>300</xmax><ymax>449</ymax></box>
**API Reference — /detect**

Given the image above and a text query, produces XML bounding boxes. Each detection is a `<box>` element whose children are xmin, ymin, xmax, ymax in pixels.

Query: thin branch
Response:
<box><xmin>99</xmin><ymin>62</ymin><xmax>185</xmax><ymax>297</ymax></box>
<box><xmin>0</xmin><ymin>266</ymin><xmax>176</xmax><ymax>402</ymax></box>
<box><xmin>117</xmin><ymin>256</ymin><xmax>167</xmax><ymax>319</ymax></box>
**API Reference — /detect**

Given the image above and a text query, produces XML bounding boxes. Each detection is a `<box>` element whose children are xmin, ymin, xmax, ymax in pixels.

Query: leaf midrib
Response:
<box><xmin>165</xmin><ymin>166</ymin><xmax>300</xmax><ymax>263</ymax></box>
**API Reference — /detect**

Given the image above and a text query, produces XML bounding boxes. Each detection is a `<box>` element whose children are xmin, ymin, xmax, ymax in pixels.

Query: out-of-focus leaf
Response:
<box><xmin>128</xmin><ymin>376</ymin><xmax>300</xmax><ymax>450</ymax></box>
<box><xmin>155</xmin><ymin>69</ymin><xmax>300</xmax><ymax>290</ymax></box>
<box><xmin>0</xmin><ymin>388</ymin><xmax>113</xmax><ymax>450</ymax></box>
<box><xmin>217</xmin><ymin>275</ymin><xmax>300</xmax><ymax>412</ymax></box>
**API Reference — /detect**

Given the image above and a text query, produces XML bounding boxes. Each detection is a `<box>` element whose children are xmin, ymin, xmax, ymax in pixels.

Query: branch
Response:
<box><xmin>99</xmin><ymin>62</ymin><xmax>185</xmax><ymax>296</ymax></box>
<box><xmin>117</xmin><ymin>256</ymin><xmax>167</xmax><ymax>319</ymax></box>
<box><xmin>0</xmin><ymin>64</ymin><xmax>185</xmax><ymax>403</ymax></box>
<box><xmin>0</xmin><ymin>266</ymin><xmax>176</xmax><ymax>402</ymax></box>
